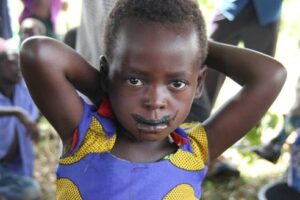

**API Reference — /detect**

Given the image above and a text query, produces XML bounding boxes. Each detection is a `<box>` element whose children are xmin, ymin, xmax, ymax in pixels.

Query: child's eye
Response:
<box><xmin>169</xmin><ymin>80</ymin><xmax>187</xmax><ymax>90</ymax></box>
<box><xmin>127</xmin><ymin>77</ymin><xmax>143</xmax><ymax>86</ymax></box>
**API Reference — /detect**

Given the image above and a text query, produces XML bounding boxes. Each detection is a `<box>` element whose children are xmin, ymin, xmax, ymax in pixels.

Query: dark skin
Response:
<box><xmin>20</xmin><ymin>19</ymin><xmax>286</xmax><ymax>163</ymax></box>
<box><xmin>108</xmin><ymin>21</ymin><xmax>205</xmax><ymax>161</ymax></box>
<box><xmin>0</xmin><ymin>54</ymin><xmax>21</xmax><ymax>96</ymax></box>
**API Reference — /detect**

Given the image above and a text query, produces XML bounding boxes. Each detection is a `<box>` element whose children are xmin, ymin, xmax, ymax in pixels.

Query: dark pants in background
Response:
<box><xmin>206</xmin><ymin>2</ymin><xmax>280</xmax><ymax>107</ymax></box>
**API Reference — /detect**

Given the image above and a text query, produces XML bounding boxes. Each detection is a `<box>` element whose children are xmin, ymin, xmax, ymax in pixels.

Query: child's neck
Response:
<box><xmin>111</xmin><ymin>133</ymin><xmax>177</xmax><ymax>163</ymax></box>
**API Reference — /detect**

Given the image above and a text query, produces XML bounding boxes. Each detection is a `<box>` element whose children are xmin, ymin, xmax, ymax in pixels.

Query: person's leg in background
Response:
<box><xmin>236</xmin><ymin>4</ymin><xmax>283</xmax><ymax>163</ymax></box>
<box><xmin>241</xmin><ymin>10</ymin><xmax>279</xmax><ymax>57</ymax></box>
<box><xmin>254</xmin><ymin>115</ymin><xmax>300</xmax><ymax>163</ymax></box>
<box><xmin>0</xmin><ymin>164</ymin><xmax>41</xmax><ymax>200</ymax></box>
<box><xmin>207</xmin><ymin>2</ymin><xmax>281</xmax><ymax>173</ymax></box>
<box><xmin>206</xmin><ymin>13</ymin><xmax>241</xmax><ymax>106</ymax></box>
<box><xmin>207</xmin><ymin>2</ymin><xmax>260</xmax><ymax>106</ymax></box>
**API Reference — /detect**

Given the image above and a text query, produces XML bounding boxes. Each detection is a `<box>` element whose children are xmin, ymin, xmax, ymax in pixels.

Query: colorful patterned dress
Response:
<box><xmin>56</xmin><ymin>100</ymin><xmax>208</xmax><ymax>199</ymax></box>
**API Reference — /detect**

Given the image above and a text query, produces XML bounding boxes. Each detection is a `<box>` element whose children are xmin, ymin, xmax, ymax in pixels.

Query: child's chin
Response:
<box><xmin>134</xmin><ymin>131</ymin><xmax>167</xmax><ymax>142</ymax></box>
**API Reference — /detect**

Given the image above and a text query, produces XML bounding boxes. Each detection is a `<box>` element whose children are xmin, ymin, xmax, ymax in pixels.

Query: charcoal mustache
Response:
<box><xmin>132</xmin><ymin>114</ymin><xmax>171</xmax><ymax>126</ymax></box>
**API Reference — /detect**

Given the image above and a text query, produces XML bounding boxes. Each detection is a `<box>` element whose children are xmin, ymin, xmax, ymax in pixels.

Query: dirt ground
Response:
<box><xmin>34</xmin><ymin>126</ymin><xmax>60</xmax><ymax>200</ymax></box>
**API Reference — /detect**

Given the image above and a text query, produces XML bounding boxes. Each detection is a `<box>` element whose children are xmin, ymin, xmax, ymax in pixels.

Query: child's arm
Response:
<box><xmin>203</xmin><ymin>41</ymin><xmax>287</xmax><ymax>161</ymax></box>
<box><xmin>20</xmin><ymin>37</ymin><xmax>104</xmax><ymax>144</ymax></box>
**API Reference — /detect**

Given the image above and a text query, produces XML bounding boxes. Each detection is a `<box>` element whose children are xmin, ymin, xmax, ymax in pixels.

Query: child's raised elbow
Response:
<box><xmin>271</xmin><ymin>60</ymin><xmax>287</xmax><ymax>89</ymax></box>
<box><xmin>20</xmin><ymin>36</ymin><xmax>44</xmax><ymax>62</ymax></box>
<box><xmin>20</xmin><ymin>36</ymin><xmax>52</xmax><ymax>71</ymax></box>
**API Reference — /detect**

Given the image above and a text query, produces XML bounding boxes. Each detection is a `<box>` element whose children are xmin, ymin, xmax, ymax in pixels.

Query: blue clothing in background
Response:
<box><xmin>220</xmin><ymin>0</ymin><xmax>283</xmax><ymax>25</ymax></box>
<box><xmin>0</xmin><ymin>165</ymin><xmax>41</xmax><ymax>200</ymax></box>
<box><xmin>273</xmin><ymin>115</ymin><xmax>300</xmax><ymax>146</ymax></box>
<box><xmin>0</xmin><ymin>81</ymin><xmax>39</xmax><ymax>177</ymax></box>
<box><xmin>0</xmin><ymin>0</ymin><xmax>12</xmax><ymax>39</ymax></box>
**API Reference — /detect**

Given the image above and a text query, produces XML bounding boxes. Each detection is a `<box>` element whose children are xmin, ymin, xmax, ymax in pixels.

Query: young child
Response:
<box><xmin>0</xmin><ymin>50</ymin><xmax>41</xmax><ymax>200</ymax></box>
<box><xmin>20</xmin><ymin>0</ymin><xmax>286</xmax><ymax>199</ymax></box>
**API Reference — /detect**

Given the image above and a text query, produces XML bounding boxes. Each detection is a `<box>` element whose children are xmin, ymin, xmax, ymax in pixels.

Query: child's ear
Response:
<box><xmin>99</xmin><ymin>55</ymin><xmax>109</xmax><ymax>93</ymax></box>
<box><xmin>194</xmin><ymin>65</ymin><xmax>207</xmax><ymax>98</ymax></box>
<box><xmin>99</xmin><ymin>55</ymin><xmax>109</xmax><ymax>75</ymax></box>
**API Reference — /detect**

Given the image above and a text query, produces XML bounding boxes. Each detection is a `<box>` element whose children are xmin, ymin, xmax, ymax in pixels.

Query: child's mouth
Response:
<box><xmin>136</xmin><ymin>123</ymin><xmax>168</xmax><ymax>133</ymax></box>
<box><xmin>132</xmin><ymin>114</ymin><xmax>172</xmax><ymax>133</ymax></box>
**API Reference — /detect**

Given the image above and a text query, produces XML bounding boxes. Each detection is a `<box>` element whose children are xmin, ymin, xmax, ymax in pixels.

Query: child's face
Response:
<box><xmin>108</xmin><ymin>19</ymin><xmax>204</xmax><ymax>142</ymax></box>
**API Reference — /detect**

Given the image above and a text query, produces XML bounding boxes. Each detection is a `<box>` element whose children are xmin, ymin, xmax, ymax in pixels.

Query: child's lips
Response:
<box><xmin>132</xmin><ymin>113</ymin><xmax>172</xmax><ymax>133</ymax></box>
<box><xmin>136</xmin><ymin>123</ymin><xmax>168</xmax><ymax>133</ymax></box>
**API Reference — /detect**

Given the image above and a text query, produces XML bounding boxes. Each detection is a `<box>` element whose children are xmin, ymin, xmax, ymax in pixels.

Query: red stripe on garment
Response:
<box><xmin>97</xmin><ymin>97</ymin><xmax>114</xmax><ymax>118</ymax></box>
<box><xmin>170</xmin><ymin>131</ymin><xmax>188</xmax><ymax>147</ymax></box>
<box><xmin>71</xmin><ymin>129</ymin><xmax>79</xmax><ymax>150</ymax></box>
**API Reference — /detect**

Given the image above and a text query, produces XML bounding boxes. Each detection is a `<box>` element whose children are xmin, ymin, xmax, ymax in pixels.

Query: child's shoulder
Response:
<box><xmin>180</xmin><ymin>122</ymin><xmax>206</xmax><ymax>136</ymax></box>
<box><xmin>60</xmin><ymin>99</ymin><xmax>117</xmax><ymax>164</ymax></box>
<box><xmin>179</xmin><ymin>122</ymin><xmax>208</xmax><ymax>163</ymax></box>
<box><xmin>75</xmin><ymin>98</ymin><xmax>116</xmax><ymax>141</ymax></box>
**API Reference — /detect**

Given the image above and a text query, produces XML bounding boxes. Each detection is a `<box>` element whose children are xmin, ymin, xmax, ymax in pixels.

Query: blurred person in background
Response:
<box><xmin>63</xmin><ymin>27</ymin><xmax>77</xmax><ymax>49</ymax></box>
<box><xmin>19</xmin><ymin>17</ymin><xmax>46</xmax><ymax>42</ymax></box>
<box><xmin>19</xmin><ymin>0</ymin><xmax>66</xmax><ymax>38</ymax></box>
<box><xmin>207</xmin><ymin>0</ymin><xmax>283</xmax><ymax>110</ymax></box>
<box><xmin>201</xmin><ymin>0</ymin><xmax>283</xmax><ymax>177</ymax></box>
<box><xmin>0</xmin><ymin>48</ymin><xmax>41</xmax><ymax>200</ymax></box>
<box><xmin>0</xmin><ymin>16</ymin><xmax>49</xmax><ymax>199</ymax></box>
<box><xmin>76</xmin><ymin>0</ymin><xmax>116</xmax><ymax>69</ymax></box>
<box><xmin>254</xmin><ymin>78</ymin><xmax>300</xmax><ymax>163</ymax></box>
<box><xmin>0</xmin><ymin>0</ymin><xmax>13</xmax><ymax>40</ymax></box>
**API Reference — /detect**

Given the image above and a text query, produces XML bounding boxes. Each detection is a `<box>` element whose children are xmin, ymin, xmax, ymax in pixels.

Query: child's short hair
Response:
<box><xmin>103</xmin><ymin>0</ymin><xmax>207</xmax><ymax>65</ymax></box>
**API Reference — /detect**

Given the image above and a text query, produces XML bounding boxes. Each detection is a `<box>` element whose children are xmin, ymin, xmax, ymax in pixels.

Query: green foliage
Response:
<box><xmin>245</xmin><ymin>112</ymin><xmax>279</xmax><ymax>146</ymax></box>
<box><xmin>239</xmin><ymin>112</ymin><xmax>280</xmax><ymax>163</ymax></box>
<box><xmin>198</xmin><ymin>0</ymin><xmax>217</xmax><ymax>13</ymax></box>
<box><xmin>198</xmin><ymin>0</ymin><xmax>214</xmax><ymax>7</ymax></box>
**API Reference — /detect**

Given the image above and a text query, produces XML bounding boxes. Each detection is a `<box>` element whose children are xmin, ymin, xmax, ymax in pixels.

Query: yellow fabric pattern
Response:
<box><xmin>169</xmin><ymin>123</ymin><xmax>208</xmax><ymax>171</ymax></box>
<box><xmin>184</xmin><ymin>122</ymin><xmax>208</xmax><ymax>164</ymax></box>
<box><xmin>59</xmin><ymin>117</ymin><xmax>116</xmax><ymax>165</ymax></box>
<box><xmin>163</xmin><ymin>184</ymin><xmax>197</xmax><ymax>200</ymax></box>
<box><xmin>57</xmin><ymin>178</ymin><xmax>82</xmax><ymax>200</ymax></box>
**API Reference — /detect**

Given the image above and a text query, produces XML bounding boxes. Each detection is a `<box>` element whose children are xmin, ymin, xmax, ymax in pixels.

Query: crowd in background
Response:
<box><xmin>1</xmin><ymin>0</ymin><xmax>300</xmax><ymax>199</ymax></box>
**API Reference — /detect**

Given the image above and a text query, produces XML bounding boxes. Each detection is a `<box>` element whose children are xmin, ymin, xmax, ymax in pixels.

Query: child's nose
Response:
<box><xmin>142</xmin><ymin>86</ymin><xmax>167</xmax><ymax>110</ymax></box>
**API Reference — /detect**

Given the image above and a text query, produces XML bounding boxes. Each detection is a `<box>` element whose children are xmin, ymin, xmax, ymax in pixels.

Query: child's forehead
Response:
<box><xmin>109</xmin><ymin>20</ymin><xmax>201</xmax><ymax>74</ymax></box>
<box><xmin>115</xmin><ymin>19</ymin><xmax>199</xmax><ymax>55</ymax></box>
